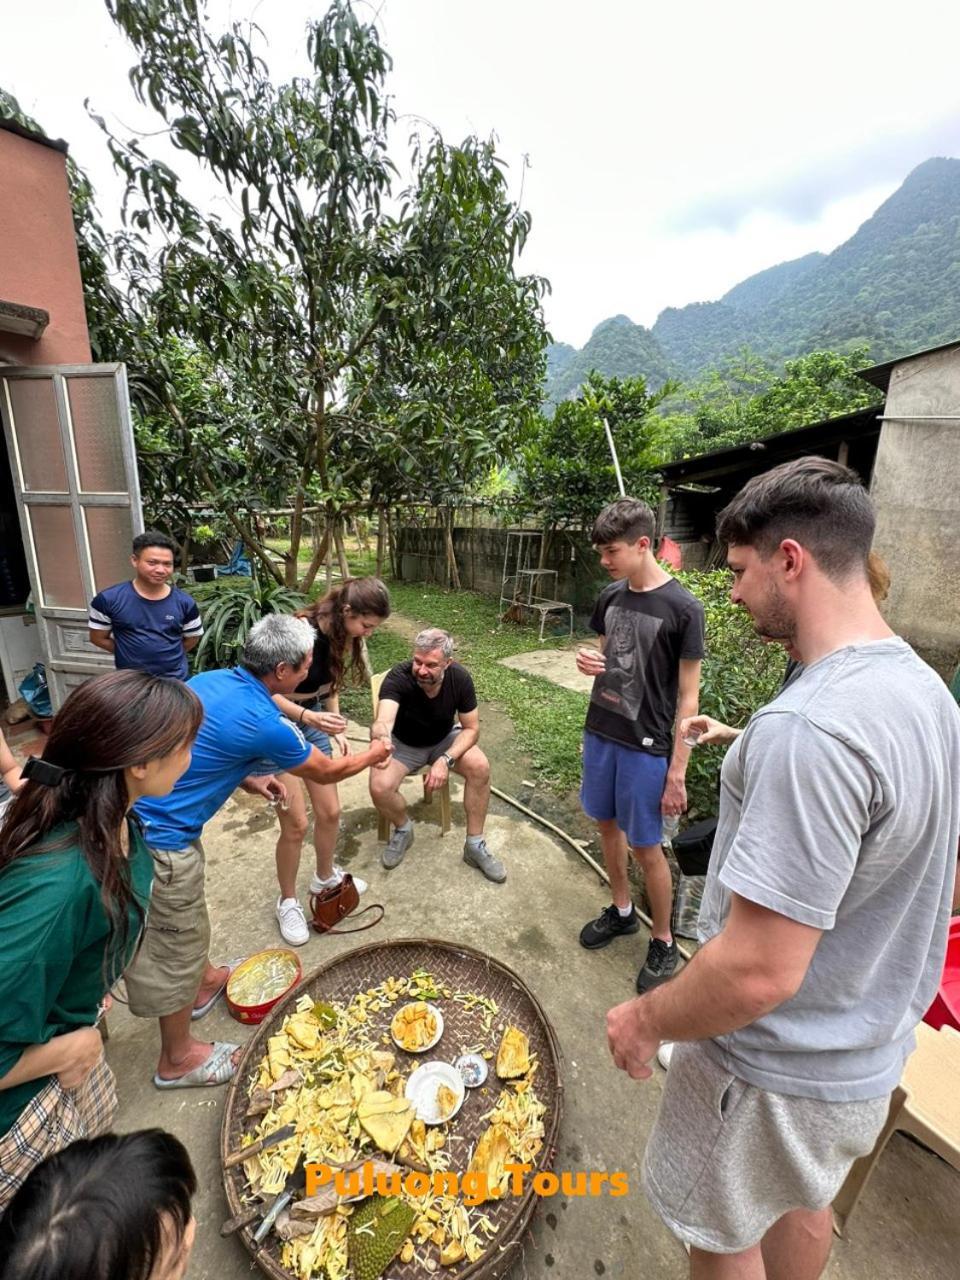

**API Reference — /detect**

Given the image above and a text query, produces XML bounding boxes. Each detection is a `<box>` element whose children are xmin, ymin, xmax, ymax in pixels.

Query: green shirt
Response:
<box><xmin>0</xmin><ymin>820</ymin><xmax>153</xmax><ymax>1132</ymax></box>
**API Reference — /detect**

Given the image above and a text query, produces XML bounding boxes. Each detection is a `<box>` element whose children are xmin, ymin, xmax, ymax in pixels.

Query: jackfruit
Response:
<box><xmin>496</xmin><ymin>1026</ymin><xmax>530</xmax><ymax>1079</ymax></box>
<box><xmin>441</xmin><ymin>1241</ymin><xmax>466</xmax><ymax>1266</ymax></box>
<box><xmin>466</xmin><ymin>1123</ymin><xmax>512</xmax><ymax>1202</ymax></box>
<box><xmin>347</xmin><ymin>1195</ymin><xmax>417</xmax><ymax>1280</ymax></box>
<box><xmin>357</xmin><ymin>1090</ymin><xmax>415</xmax><ymax>1153</ymax></box>
<box><xmin>391</xmin><ymin>1002</ymin><xmax>438</xmax><ymax>1052</ymax></box>
<box><xmin>266</xmin><ymin>1033</ymin><xmax>293</xmax><ymax>1081</ymax></box>
<box><xmin>286</xmin><ymin>1012</ymin><xmax>320</xmax><ymax>1050</ymax></box>
<box><xmin>436</xmin><ymin>1083</ymin><xmax>458</xmax><ymax>1121</ymax></box>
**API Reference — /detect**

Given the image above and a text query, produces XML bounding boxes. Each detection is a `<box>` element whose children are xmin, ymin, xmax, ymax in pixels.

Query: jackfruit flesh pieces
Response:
<box><xmin>357</xmin><ymin>1090</ymin><xmax>415</xmax><ymax>1153</ymax></box>
<box><xmin>466</xmin><ymin>1123</ymin><xmax>512</xmax><ymax>1202</ymax></box>
<box><xmin>496</xmin><ymin>1026</ymin><xmax>530</xmax><ymax>1079</ymax></box>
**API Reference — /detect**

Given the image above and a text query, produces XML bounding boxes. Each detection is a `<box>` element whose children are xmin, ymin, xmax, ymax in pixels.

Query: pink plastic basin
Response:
<box><xmin>924</xmin><ymin>916</ymin><xmax>960</xmax><ymax>1032</ymax></box>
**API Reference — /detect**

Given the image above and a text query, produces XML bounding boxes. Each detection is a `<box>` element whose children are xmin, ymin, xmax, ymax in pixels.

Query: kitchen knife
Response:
<box><xmin>224</xmin><ymin>1123</ymin><xmax>297</xmax><ymax>1169</ymax></box>
<box><xmin>253</xmin><ymin>1154</ymin><xmax>307</xmax><ymax>1246</ymax></box>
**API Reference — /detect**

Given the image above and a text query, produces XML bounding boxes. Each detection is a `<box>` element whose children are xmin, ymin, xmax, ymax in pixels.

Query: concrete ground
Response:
<box><xmin>96</xmin><ymin>735</ymin><xmax>960</xmax><ymax>1280</ymax></box>
<box><xmin>499</xmin><ymin>648</ymin><xmax>593</xmax><ymax>696</ymax></box>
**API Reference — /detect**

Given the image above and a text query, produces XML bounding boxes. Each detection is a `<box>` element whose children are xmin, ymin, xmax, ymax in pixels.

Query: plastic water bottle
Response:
<box><xmin>662</xmin><ymin>814</ymin><xmax>681</xmax><ymax>845</ymax></box>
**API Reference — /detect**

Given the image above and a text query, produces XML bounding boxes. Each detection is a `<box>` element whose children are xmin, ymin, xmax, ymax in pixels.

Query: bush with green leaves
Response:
<box><xmin>675</xmin><ymin>569</ymin><xmax>786</xmax><ymax>818</ymax></box>
<box><xmin>517</xmin><ymin>371</ymin><xmax>676</xmax><ymax>529</ymax></box>
<box><xmin>191</xmin><ymin>581</ymin><xmax>306</xmax><ymax>673</ymax></box>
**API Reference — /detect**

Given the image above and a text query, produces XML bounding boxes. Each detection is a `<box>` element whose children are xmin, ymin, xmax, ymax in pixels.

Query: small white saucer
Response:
<box><xmin>405</xmin><ymin>1060</ymin><xmax>466</xmax><ymax>1125</ymax></box>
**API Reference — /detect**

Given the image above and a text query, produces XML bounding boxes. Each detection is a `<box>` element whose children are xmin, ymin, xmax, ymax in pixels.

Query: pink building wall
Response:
<box><xmin>0</xmin><ymin>126</ymin><xmax>92</xmax><ymax>366</ymax></box>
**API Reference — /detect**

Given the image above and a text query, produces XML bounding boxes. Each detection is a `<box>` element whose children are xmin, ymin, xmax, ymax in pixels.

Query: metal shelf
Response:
<box><xmin>498</xmin><ymin>532</ymin><xmax>573</xmax><ymax>641</ymax></box>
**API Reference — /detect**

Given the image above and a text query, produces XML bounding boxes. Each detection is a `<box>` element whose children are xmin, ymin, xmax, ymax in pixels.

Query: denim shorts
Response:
<box><xmin>579</xmin><ymin>731</ymin><xmax>668</xmax><ymax>847</ymax></box>
<box><xmin>249</xmin><ymin>699</ymin><xmax>333</xmax><ymax>775</ymax></box>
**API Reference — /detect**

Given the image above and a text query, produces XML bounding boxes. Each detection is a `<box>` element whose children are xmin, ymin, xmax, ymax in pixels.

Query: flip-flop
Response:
<box><xmin>153</xmin><ymin>1041</ymin><xmax>240</xmax><ymax>1090</ymax></box>
<box><xmin>190</xmin><ymin>957</ymin><xmax>245</xmax><ymax>1021</ymax></box>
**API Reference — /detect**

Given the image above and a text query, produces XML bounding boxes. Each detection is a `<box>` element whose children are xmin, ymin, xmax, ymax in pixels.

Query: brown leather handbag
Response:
<box><xmin>308</xmin><ymin>874</ymin><xmax>384</xmax><ymax>935</ymax></box>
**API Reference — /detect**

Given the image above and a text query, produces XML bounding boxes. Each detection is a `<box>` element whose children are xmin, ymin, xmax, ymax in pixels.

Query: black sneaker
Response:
<box><xmin>636</xmin><ymin>938</ymin><xmax>680</xmax><ymax>993</ymax></box>
<box><xmin>579</xmin><ymin>904</ymin><xmax>640</xmax><ymax>950</ymax></box>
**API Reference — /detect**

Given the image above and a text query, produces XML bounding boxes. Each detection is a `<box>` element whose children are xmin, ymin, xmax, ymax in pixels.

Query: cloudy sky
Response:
<box><xmin>4</xmin><ymin>0</ymin><xmax>960</xmax><ymax>347</ymax></box>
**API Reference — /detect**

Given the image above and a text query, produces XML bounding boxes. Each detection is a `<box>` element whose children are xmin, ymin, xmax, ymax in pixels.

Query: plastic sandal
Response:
<box><xmin>153</xmin><ymin>1041</ymin><xmax>240</xmax><ymax>1090</ymax></box>
<box><xmin>190</xmin><ymin>957</ymin><xmax>244</xmax><ymax>1021</ymax></box>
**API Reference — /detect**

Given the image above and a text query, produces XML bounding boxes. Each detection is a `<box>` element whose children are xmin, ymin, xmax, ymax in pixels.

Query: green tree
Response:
<box><xmin>658</xmin><ymin>346</ymin><xmax>882</xmax><ymax>458</ymax></box>
<box><xmin>517</xmin><ymin>370</ymin><xmax>677</xmax><ymax>532</ymax></box>
<box><xmin>95</xmin><ymin>0</ymin><xmax>546</xmax><ymax>588</ymax></box>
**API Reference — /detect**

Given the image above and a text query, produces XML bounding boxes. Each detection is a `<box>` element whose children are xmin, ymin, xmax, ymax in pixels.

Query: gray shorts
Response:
<box><xmin>391</xmin><ymin>727</ymin><xmax>461</xmax><ymax>774</ymax></box>
<box><xmin>123</xmin><ymin>841</ymin><xmax>210</xmax><ymax>1018</ymax></box>
<box><xmin>643</xmin><ymin>1041</ymin><xmax>889</xmax><ymax>1253</ymax></box>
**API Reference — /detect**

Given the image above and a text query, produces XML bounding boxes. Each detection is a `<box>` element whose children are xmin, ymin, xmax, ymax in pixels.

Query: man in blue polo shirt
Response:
<box><xmin>126</xmin><ymin>614</ymin><xmax>391</xmax><ymax>1090</ymax></box>
<box><xmin>88</xmin><ymin>530</ymin><xmax>202</xmax><ymax>679</ymax></box>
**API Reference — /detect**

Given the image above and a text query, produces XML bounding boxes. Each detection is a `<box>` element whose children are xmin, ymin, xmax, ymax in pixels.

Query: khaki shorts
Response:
<box><xmin>643</xmin><ymin>1041</ymin><xmax>889</xmax><ymax>1254</ymax></box>
<box><xmin>124</xmin><ymin>841</ymin><xmax>210</xmax><ymax>1019</ymax></box>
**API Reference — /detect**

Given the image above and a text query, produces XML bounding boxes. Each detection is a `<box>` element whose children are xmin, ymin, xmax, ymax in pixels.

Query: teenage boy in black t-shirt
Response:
<box><xmin>577</xmin><ymin>498</ymin><xmax>704</xmax><ymax>992</ymax></box>
<box><xmin>369</xmin><ymin>628</ymin><xmax>505</xmax><ymax>882</ymax></box>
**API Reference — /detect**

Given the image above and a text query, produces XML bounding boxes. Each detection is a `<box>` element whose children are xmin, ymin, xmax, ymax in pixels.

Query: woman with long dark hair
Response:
<box><xmin>0</xmin><ymin>670</ymin><xmax>203</xmax><ymax>1208</ymax></box>
<box><xmin>269</xmin><ymin>576</ymin><xmax>390</xmax><ymax>944</ymax></box>
<box><xmin>0</xmin><ymin>1128</ymin><xmax>197</xmax><ymax>1280</ymax></box>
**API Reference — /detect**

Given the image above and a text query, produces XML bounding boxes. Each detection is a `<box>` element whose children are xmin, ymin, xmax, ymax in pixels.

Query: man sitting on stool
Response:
<box><xmin>369</xmin><ymin>628</ymin><xmax>504</xmax><ymax>883</ymax></box>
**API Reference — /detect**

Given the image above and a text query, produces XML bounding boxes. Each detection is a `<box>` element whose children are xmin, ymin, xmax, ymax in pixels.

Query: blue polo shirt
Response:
<box><xmin>89</xmin><ymin>580</ymin><xmax>203</xmax><ymax>679</ymax></box>
<box><xmin>135</xmin><ymin>667</ymin><xmax>312</xmax><ymax>850</ymax></box>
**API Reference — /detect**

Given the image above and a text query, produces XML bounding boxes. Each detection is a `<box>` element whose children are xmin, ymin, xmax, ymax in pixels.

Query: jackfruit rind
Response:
<box><xmin>496</xmin><ymin>1025</ymin><xmax>530</xmax><ymax>1079</ymax></box>
<box><xmin>347</xmin><ymin>1195</ymin><xmax>417</xmax><ymax>1280</ymax></box>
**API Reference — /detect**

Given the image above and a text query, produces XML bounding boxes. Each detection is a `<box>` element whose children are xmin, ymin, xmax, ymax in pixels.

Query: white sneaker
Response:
<box><xmin>275</xmin><ymin>896</ymin><xmax>309</xmax><ymax>946</ymax></box>
<box><xmin>310</xmin><ymin>867</ymin><xmax>368</xmax><ymax>896</ymax></box>
<box><xmin>656</xmin><ymin>1041</ymin><xmax>675</xmax><ymax>1070</ymax></box>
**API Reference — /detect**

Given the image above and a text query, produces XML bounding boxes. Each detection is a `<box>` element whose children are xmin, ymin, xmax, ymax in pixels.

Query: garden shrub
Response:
<box><xmin>675</xmin><ymin>569</ymin><xmax>786</xmax><ymax>818</ymax></box>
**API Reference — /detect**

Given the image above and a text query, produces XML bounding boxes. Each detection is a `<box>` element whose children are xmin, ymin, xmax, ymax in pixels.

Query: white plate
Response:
<box><xmin>405</xmin><ymin>1061</ymin><xmax>466</xmax><ymax>1125</ymax></box>
<box><xmin>390</xmin><ymin>1002</ymin><xmax>444</xmax><ymax>1054</ymax></box>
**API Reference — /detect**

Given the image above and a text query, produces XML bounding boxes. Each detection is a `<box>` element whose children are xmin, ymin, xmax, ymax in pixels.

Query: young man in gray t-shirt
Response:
<box><xmin>606</xmin><ymin>457</ymin><xmax>960</xmax><ymax>1280</ymax></box>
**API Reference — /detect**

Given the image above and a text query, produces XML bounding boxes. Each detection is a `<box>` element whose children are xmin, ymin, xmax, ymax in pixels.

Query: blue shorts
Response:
<box><xmin>249</xmin><ymin>700</ymin><xmax>333</xmax><ymax>775</ymax></box>
<box><xmin>580</xmin><ymin>731</ymin><xmax>669</xmax><ymax>848</ymax></box>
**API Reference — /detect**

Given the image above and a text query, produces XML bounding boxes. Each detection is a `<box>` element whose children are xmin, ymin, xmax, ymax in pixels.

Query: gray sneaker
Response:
<box><xmin>382</xmin><ymin>825</ymin><xmax>414</xmax><ymax>869</ymax></box>
<box><xmin>463</xmin><ymin>839</ymin><xmax>506</xmax><ymax>883</ymax></box>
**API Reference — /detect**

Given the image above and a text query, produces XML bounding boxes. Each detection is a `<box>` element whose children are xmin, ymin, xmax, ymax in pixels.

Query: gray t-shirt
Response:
<box><xmin>699</xmin><ymin>638</ymin><xmax>960</xmax><ymax>1102</ymax></box>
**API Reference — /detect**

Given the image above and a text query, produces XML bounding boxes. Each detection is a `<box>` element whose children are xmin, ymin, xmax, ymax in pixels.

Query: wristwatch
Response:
<box><xmin>441</xmin><ymin>753</ymin><xmax>455</xmax><ymax>770</ymax></box>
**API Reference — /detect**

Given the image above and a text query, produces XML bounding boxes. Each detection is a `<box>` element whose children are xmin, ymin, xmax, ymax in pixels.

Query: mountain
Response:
<box><xmin>545</xmin><ymin>314</ymin><xmax>676</xmax><ymax>404</ymax></box>
<box><xmin>719</xmin><ymin>251</ymin><xmax>825</xmax><ymax>314</ymax></box>
<box><xmin>546</xmin><ymin>157</ymin><xmax>960</xmax><ymax>401</ymax></box>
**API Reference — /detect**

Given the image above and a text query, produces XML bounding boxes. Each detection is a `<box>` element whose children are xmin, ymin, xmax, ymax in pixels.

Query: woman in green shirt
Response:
<box><xmin>0</xmin><ymin>669</ymin><xmax>203</xmax><ymax>1208</ymax></box>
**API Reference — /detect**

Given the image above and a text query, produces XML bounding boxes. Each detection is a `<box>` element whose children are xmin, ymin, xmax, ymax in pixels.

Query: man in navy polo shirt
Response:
<box><xmin>127</xmin><ymin>614</ymin><xmax>391</xmax><ymax>1090</ymax></box>
<box><xmin>88</xmin><ymin>530</ymin><xmax>202</xmax><ymax>679</ymax></box>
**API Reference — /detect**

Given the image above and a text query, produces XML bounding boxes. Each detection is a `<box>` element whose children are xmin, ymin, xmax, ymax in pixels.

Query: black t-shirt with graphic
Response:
<box><xmin>586</xmin><ymin>578</ymin><xmax>705</xmax><ymax>755</ymax></box>
<box><xmin>380</xmin><ymin>661</ymin><xmax>478</xmax><ymax>748</ymax></box>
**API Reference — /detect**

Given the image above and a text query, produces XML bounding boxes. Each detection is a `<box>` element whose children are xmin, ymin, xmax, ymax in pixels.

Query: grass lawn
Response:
<box><xmin>341</xmin><ymin>580</ymin><xmax>589</xmax><ymax>792</ymax></box>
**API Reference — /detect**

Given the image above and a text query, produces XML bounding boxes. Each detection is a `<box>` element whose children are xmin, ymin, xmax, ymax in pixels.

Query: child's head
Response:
<box><xmin>0</xmin><ymin>1130</ymin><xmax>197</xmax><ymax>1280</ymax></box>
<box><xmin>591</xmin><ymin>498</ymin><xmax>656</xmax><ymax>579</ymax></box>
